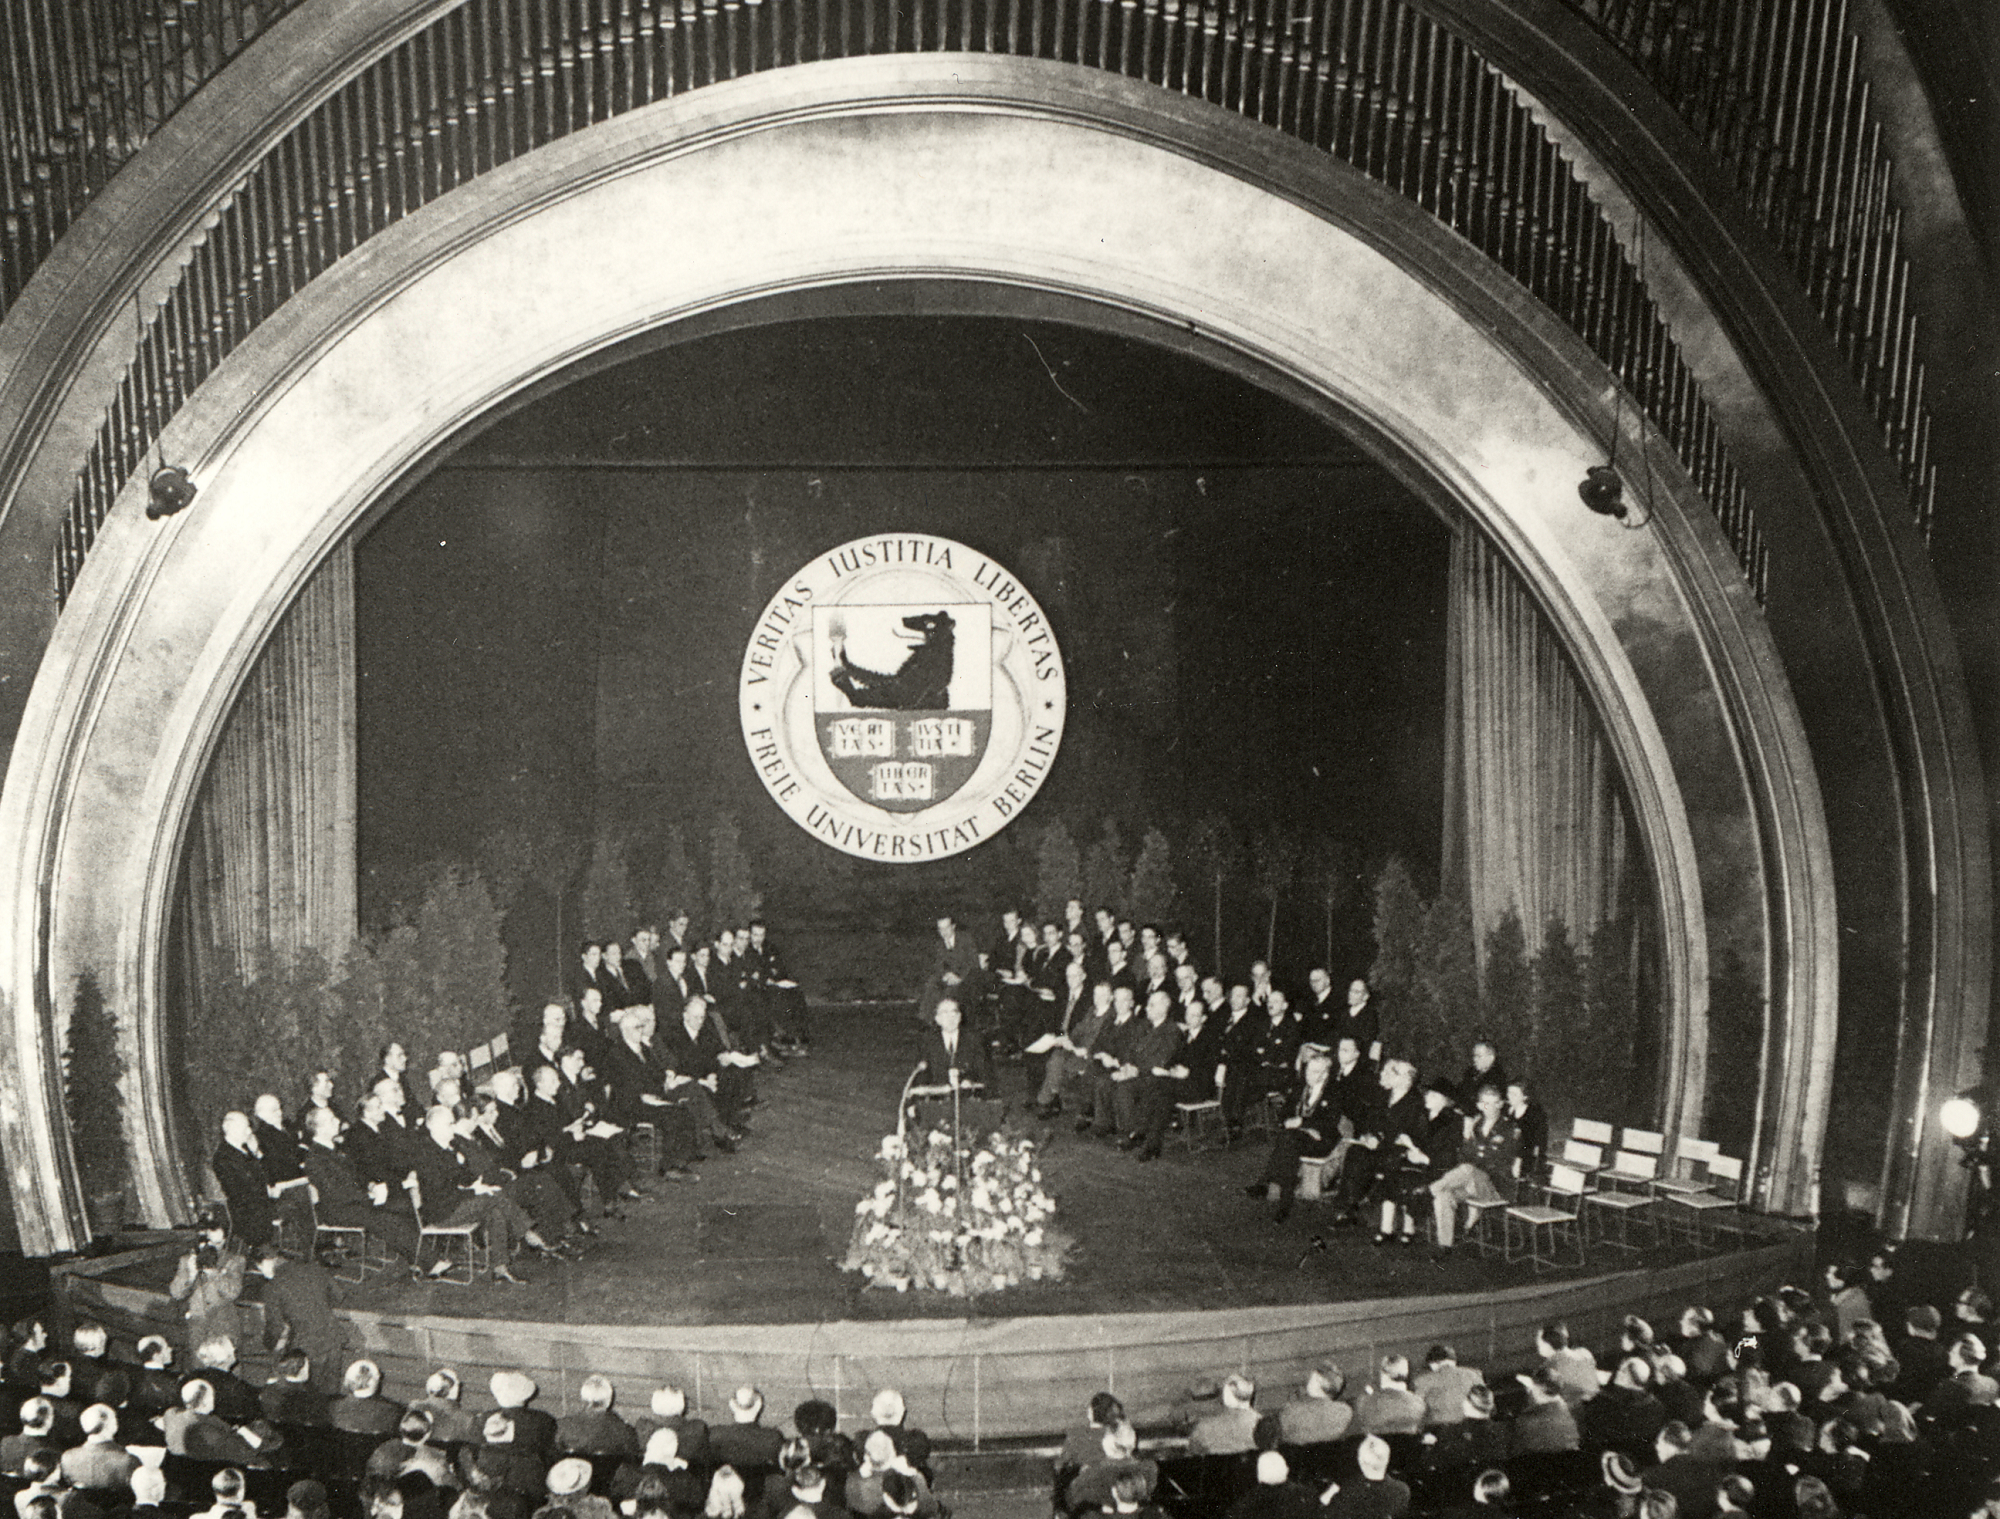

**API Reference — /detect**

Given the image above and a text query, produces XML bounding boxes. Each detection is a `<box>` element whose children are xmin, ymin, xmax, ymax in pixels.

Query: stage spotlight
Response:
<box><xmin>1577</xmin><ymin>464</ymin><xmax>1652</xmax><ymax>529</ymax></box>
<box><xmin>146</xmin><ymin>465</ymin><xmax>196</xmax><ymax>520</ymax></box>
<box><xmin>1943</xmin><ymin>1095</ymin><xmax>1984</xmax><ymax>1140</ymax></box>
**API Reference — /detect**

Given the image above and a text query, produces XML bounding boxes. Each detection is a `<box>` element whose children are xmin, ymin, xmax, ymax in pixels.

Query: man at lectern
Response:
<box><xmin>915</xmin><ymin>999</ymin><xmax>994</xmax><ymax>1092</ymax></box>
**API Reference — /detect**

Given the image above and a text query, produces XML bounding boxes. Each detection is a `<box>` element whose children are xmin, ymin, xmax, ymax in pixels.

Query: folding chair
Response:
<box><xmin>1463</xmin><ymin>1181</ymin><xmax>1516</xmax><ymax>1258</ymax></box>
<box><xmin>1505</xmin><ymin>1164</ymin><xmax>1587</xmax><ymax>1272</ymax></box>
<box><xmin>1175</xmin><ymin>1099</ymin><xmax>1228</xmax><ymax>1152</ymax></box>
<box><xmin>1557</xmin><ymin>1139</ymin><xmax>1606</xmax><ymax>1178</ymax></box>
<box><xmin>1582</xmin><ymin>1151</ymin><xmax>1658</xmax><ymax>1255</ymax></box>
<box><xmin>629</xmin><ymin>1121</ymin><xmax>663</xmax><ymax>1176</ymax></box>
<box><xmin>311</xmin><ymin>1200</ymin><xmax>385</xmax><ymax>1285</ymax></box>
<box><xmin>1652</xmin><ymin>1136</ymin><xmax>1719</xmax><ymax>1199</ymax></box>
<box><xmin>1570</xmin><ymin>1118</ymin><xmax>1615</xmax><ymax>1150</ymax></box>
<box><xmin>1664</xmin><ymin>1154</ymin><xmax>1745</xmax><ymax>1251</ymax></box>
<box><xmin>414</xmin><ymin>1200</ymin><xmax>489</xmax><ymax>1284</ymax></box>
<box><xmin>1598</xmin><ymin>1136</ymin><xmax>1663</xmax><ymax>1193</ymax></box>
<box><xmin>1297</xmin><ymin>1156</ymin><xmax>1332</xmax><ymax>1200</ymax></box>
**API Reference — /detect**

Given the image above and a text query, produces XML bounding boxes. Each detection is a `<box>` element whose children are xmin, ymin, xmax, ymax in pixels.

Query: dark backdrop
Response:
<box><xmin>353</xmin><ymin>317</ymin><xmax>1454</xmax><ymax>998</ymax></box>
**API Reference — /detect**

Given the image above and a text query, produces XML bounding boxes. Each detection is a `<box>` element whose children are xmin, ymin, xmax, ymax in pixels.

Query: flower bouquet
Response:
<box><xmin>842</xmin><ymin>1128</ymin><xmax>1073</xmax><ymax>1295</ymax></box>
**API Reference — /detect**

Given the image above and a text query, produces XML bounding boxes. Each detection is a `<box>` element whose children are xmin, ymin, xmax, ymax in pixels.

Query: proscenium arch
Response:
<box><xmin>0</xmin><ymin>57</ymin><xmax>1832</xmax><ymax>1251</ymax></box>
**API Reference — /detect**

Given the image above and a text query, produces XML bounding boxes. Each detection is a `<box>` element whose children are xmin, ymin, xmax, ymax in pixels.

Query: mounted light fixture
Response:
<box><xmin>1581</xmin><ymin>212</ymin><xmax>1657</xmax><ymax>531</ymax></box>
<box><xmin>1942</xmin><ymin>1094</ymin><xmax>1984</xmax><ymax>1140</ymax></box>
<box><xmin>131</xmin><ymin>288</ymin><xmax>197</xmax><ymax>522</ymax></box>
<box><xmin>146</xmin><ymin>465</ymin><xmax>196</xmax><ymax>519</ymax></box>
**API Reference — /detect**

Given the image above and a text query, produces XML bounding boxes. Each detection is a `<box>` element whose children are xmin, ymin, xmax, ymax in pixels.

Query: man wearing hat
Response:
<box><xmin>536</xmin><ymin>1458</ymin><xmax>615</xmax><ymax>1519</ymax></box>
<box><xmin>707</xmin><ymin>1386</ymin><xmax>783</xmax><ymax>1472</ymax></box>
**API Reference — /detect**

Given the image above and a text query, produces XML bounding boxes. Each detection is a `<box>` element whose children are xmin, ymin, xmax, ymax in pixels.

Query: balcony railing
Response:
<box><xmin>52</xmin><ymin>0</ymin><xmax>1767</xmax><ymax>606</ymax></box>
<box><xmin>1563</xmin><ymin>0</ymin><xmax>1934</xmax><ymax>536</ymax></box>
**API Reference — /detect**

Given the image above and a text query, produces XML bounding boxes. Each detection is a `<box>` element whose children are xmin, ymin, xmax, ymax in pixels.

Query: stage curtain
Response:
<box><xmin>179</xmin><ymin>542</ymin><xmax>358</xmax><ymax>980</ymax></box>
<box><xmin>1442</xmin><ymin>526</ymin><xmax>1633</xmax><ymax>957</ymax></box>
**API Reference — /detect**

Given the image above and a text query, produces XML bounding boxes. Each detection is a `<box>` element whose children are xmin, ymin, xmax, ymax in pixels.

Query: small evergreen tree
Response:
<box><xmin>1033</xmin><ymin>819</ymin><xmax>1083</xmax><ymax>920</ymax></box>
<box><xmin>657</xmin><ymin>825</ymin><xmax>704</xmax><ymax>928</ymax></box>
<box><xmin>1413</xmin><ymin>890</ymin><xmax>1479</xmax><ymax>1077</ymax></box>
<box><xmin>708</xmin><ymin>814</ymin><xmax>762</xmax><ymax>927</ymax></box>
<box><xmin>578</xmin><ymin>836</ymin><xmax>634</xmax><ymax>943</ymax></box>
<box><xmin>1253</xmin><ymin>828</ymin><xmax>1298</xmax><ymax>965</ymax></box>
<box><xmin>1307</xmin><ymin>835</ymin><xmax>1360</xmax><ymax>972</ymax></box>
<box><xmin>1184</xmin><ymin>814</ymin><xmax>1242</xmax><ymax>970</ymax></box>
<box><xmin>1368</xmin><ymin>856</ymin><xmax>1426</xmax><ymax>1012</ymax></box>
<box><xmin>65</xmin><ymin>972</ymin><xmax>127</xmax><ymax>1208</ymax></box>
<box><xmin>1127</xmin><ymin>828</ymin><xmax>1178</xmax><ymax>926</ymax></box>
<box><xmin>411</xmin><ymin>864</ymin><xmax>511</xmax><ymax>1058</ymax></box>
<box><xmin>1083</xmin><ymin>818</ymin><xmax>1131</xmax><ymax>916</ymax></box>
<box><xmin>1532</xmin><ymin>915</ymin><xmax>1588</xmax><ymax>1103</ymax></box>
<box><xmin>1481</xmin><ymin>908</ymin><xmax>1534</xmax><ymax>1062</ymax></box>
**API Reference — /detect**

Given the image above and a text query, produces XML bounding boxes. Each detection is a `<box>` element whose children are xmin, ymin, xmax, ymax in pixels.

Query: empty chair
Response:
<box><xmin>1664</xmin><ymin>1153</ymin><xmax>1746</xmax><ymax>1251</ymax></box>
<box><xmin>1505</xmin><ymin>1164</ymin><xmax>1588</xmax><ymax>1272</ymax></box>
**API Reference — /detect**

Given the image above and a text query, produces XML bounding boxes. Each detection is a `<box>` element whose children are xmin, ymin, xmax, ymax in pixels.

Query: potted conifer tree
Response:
<box><xmin>64</xmin><ymin>972</ymin><xmax>129</xmax><ymax>1236</ymax></box>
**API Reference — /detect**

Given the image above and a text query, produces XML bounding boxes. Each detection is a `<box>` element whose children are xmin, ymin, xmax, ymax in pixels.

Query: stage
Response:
<box><xmin>60</xmin><ymin>1008</ymin><xmax>1812</xmax><ymax>1441</ymax></box>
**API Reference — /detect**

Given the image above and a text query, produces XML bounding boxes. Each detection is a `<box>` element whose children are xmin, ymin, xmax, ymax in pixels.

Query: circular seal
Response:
<box><xmin>739</xmin><ymin>534</ymin><xmax>1066</xmax><ymax>862</ymax></box>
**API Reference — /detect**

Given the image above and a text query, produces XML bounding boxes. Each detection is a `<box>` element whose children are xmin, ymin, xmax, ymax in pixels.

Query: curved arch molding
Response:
<box><xmin>0</xmin><ymin>60</ymin><xmax>1830</xmax><ymax>1251</ymax></box>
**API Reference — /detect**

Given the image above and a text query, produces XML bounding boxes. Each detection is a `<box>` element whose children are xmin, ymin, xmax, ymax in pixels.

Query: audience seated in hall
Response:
<box><xmin>1278</xmin><ymin>1365</ymin><xmax>1353</xmax><ymax>1447</ymax></box>
<box><xmin>1188</xmin><ymin>1375</ymin><xmax>1261</xmax><ymax>1456</ymax></box>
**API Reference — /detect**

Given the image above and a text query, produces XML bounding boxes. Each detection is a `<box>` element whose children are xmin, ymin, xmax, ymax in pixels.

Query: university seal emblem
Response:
<box><xmin>739</xmin><ymin>534</ymin><xmax>1066</xmax><ymax>862</ymax></box>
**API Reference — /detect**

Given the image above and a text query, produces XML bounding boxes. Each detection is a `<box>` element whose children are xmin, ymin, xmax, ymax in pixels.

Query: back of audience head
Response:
<box><xmin>1425</xmin><ymin>1343</ymin><xmax>1456</xmax><ymax>1369</ymax></box>
<box><xmin>398</xmin><ymin>1409</ymin><xmax>433</xmax><ymax>1445</ymax></box>
<box><xmin>1464</xmin><ymin>1384</ymin><xmax>1496</xmax><ymax>1420</ymax></box>
<box><xmin>1356</xmin><ymin>1435</ymin><xmax>1390</xmax><ymax>1480</ymax></box>
<box><xmin>79</xmin><ymin>1403</ymin><xmax>116</xmax><ymax>1441</ymax></box>
<box><xmin>1716</xmin><ymin>1475</ymin><xmax>1755</xmax><ymax>1513</ymax></box>
<box><xmin>345</xmin><ymin>1360</ymin><xmax>382</xmax><ymax>1398</ymax></box>
<box><xmin>1221</xmin><ymin>1373</ymin><xmax>1255</xmax><ymax>1408</ymax></box>
<box><xmin>1473</xmin><ymin>1470</ymin><xmax>1511</xmax><ymax>1506</ymax></box>
<box><xmin>19</xmin><ymin>1396</ymin><xmax>52</xmax><ymax>1435</ymax></box>
<box><xmin>1306</xmin><ymin>1363</ymin><xmax>1343</xmax><ymax>1400</ymax></box>
<box><xmin>1088</xmin><ymin>1392</ymin><xmax>1124</xmax><ymax>1426</ymax></box>
<box><xmin>1639</xmin><ymin>1493</ymin><xmax>1680</xmax><ymax>1519</ymax></box>
<box><xmin>1378</xmin><ymin>1354</ymin><xmax>1409</xmax><ymax>1388</ymax></box>
<box><xmin>870</xmin><ymin>1388</ymin><xmax>905</xmax><ymax>1427</ymax></box>
<box><xmin>1254</xmin><ymin>1451</ymin><xmax>1287</xmax><ymax>1487</ymax></box>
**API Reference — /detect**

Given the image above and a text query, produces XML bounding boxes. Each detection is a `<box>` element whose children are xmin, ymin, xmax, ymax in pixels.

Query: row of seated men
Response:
<box><xmin>918</xmin><ymin>931</ymin><xmax>1552</xmax><ymax>1256</ymax></box>
<box><xmin>207</xmin><ymin>976</ymin><xmax>791</xmax><ymax>1279</ymax></box>
<box><xmin>0</xmin><ymin>1322</ymin><xmax>944</xmax><ymax>1519</ymax></box>
<box><xmin>571</xmin><ymin>919</ymin><xmax>813</xmax><ymax>1058</ymax></box>
<box><xmin>1051</xmin><ymin>1257</ymin><xmax>2000</xmax><ymax>1517</ymax></box>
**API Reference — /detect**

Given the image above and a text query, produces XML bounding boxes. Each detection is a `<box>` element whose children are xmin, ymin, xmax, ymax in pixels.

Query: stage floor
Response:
<box><xmin>106</xmin><ymin>1008</ymin><xmax>1739</xmax><ymax>1325</ymax></box>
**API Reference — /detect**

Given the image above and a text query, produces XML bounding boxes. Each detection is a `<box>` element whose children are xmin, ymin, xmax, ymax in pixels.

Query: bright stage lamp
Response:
<box><xmin>1941</xmin><ymin>1096</ymin><xmax>1983</xmax><ymax>1140</ymax></box>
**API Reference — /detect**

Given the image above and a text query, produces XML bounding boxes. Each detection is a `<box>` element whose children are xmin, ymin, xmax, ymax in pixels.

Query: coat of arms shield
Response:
<box><xmin>812</xmin><ymin>603</ymin><xmax>992</xmax><ymax>812</ymax></box>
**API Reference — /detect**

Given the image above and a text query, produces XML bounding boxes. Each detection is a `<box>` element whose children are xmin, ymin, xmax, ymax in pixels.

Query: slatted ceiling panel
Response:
<box><xmin>52</xmin><ymin>0</ymin><xmax>1768</xmax><ymax>608</ymax></box>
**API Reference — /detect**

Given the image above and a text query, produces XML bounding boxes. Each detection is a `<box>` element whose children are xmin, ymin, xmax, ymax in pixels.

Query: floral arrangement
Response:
<box><xmin>842</xmin><ymin>1128</ymin><xmax>1073</xmax><ymax>1295</ymax></box>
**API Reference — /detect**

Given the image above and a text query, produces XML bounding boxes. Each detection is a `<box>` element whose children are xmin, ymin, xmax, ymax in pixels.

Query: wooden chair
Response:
<box><xmin>1598</xmin><ymin>1138</ymin><xmax>1663</xmax><ymax>1193</ymax></box>
<box><xmin>1663</xmin><ymin>1154</ymin><xmax>1745</xmax><ymax>1251</ymax></box>
<box><xmin>1570</xmin><ymin>1117</ymin><xmax>1615</xmax><ymax>1150</ymax></box>
<box><xmin>1557</xmin><ymin>1139</ymin><xmax>1606</xmax><ymax>1178</ymax></box>
<box><xmin>414</xmin><ymin>1200</ymin><xmax>489</xmax><ymax>1284</ymax></box>
<box><xmin>1505</xmin><ymin>1164</ymin><xmax>1588</xmax><ymax>1272</ymax></box>
<box><xmin>1239</xmin><ymin>1090</ymin><xmax>1287</xmax><ymax>1141</ymax></box>
<box><xmin>1582</xmin><ymin>1151</ymin><xmax>1658</xmax><ymax>1254</ymax></box>
<box><xmin>1651</xmin><ymin>1136</ymin><xmax>1719</xmax><ymax>1200</ymax></box>
<box><xmin>1175</xmin><ymin>1099</ymin><xmax>1228</xmax><ymax>1152</ymax></box>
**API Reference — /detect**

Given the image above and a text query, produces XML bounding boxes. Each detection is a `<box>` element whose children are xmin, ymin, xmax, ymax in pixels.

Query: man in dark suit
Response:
<box><xmin>656</xmin><ymin>997</ymin><xmax>748</xmax><ymax>1148</ymax></box>
<box><xmin>708</xmin><ymin>1386</ymin><xmax>785</xmax><ymax>1472</ymax></box>
<box><xmin>250</xmin><ymin>1095</ymin><xmax>315</xmax><ymax>1249</ymax></box>
<box><xmin>1213</xmin><ymin>983</ymin><xmax>1261</xmax><ymax>1133</ymax></box>
<box><xmin>1334</xmin><ymin>978</ymin><xmax>1383</xmax><ymax>1064</ymax></box>
<box><xmin>302</xmin><ymin>1105</ymin><xmax>418</xmax><ymax>1265</ymax></box>
<box><xmin>407</xmin><ymin>1105</ymin><xmax>541</xmax><ymax>1283</ymax></box>
<box><xmin>555</xmin><ymin>1374</ymin><xmax>639</xmax><ymax>1458</ymax></box>
<box><xmin>1297</xmin><ymin>968</ymin><xmax>1342</xmax><ymax>1051</ymax></box>
<box><xmin>915</xmin><ymin>999</ymin><xmax>994</xmax><ymax>1091</ymax></box>
<box><xmin>567</xmin><ymin>987</ymin><xmax>614</xmax><ymax>1076</ymax></box>
<box><xmin>915</xmin><ymin>914</ymin><xmax>982</xmax><ymax>1028</ymax></box>
<box><xmin>490</xmin><ymin>1371</ymin><xmax>558</xmax><ymax>1457</ymax></box>
<box><xmin>598</xmin><ymin>940</ymin><xmax>642</xmax><ymax>1011</ymax></box>
<box><xmin>1117</xmin><ymin>989</ymin><xmax>1186</xmax><ymax>1159</ymax></box>
<box><xmin>252</xmin><ymin>1245</ymin><xmax>346</xmax><ymax>1395</ymax></box>
<box><xmin>211</xmin><ymin>1112</ymin><xmax>279</xmax><ymax>1248</ymax></box>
